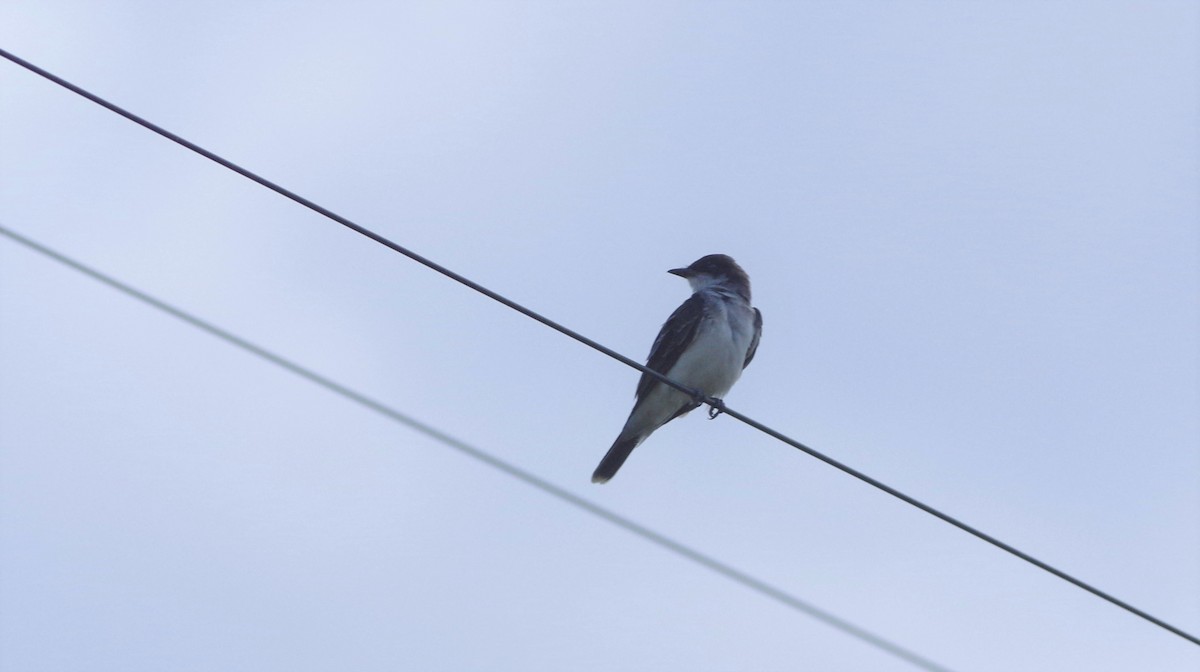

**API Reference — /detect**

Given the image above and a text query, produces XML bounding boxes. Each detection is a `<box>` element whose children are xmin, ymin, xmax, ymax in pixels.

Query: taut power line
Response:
<box><xmin>2</xmin><ymin>47</ymin><xmax>1196</xmax><ymax>647</ymax></box>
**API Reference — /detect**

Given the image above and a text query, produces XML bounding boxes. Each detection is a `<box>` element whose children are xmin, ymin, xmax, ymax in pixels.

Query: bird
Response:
<box><xmin>592</xmin><ymin>254</ymin><xmax>762</xmax><ymax>483</ymax></box>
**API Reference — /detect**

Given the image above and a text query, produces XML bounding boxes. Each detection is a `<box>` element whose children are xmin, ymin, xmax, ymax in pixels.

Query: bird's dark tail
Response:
<box><xmin>591</xmin><ymin>434</ymin><xmax>642</xmax><ymax>484</ymax></box>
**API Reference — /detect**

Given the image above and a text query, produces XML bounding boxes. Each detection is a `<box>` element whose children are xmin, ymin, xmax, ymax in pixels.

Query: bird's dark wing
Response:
<box><xmin>742</xmin><ymin>308</ymin><xmax>763</xmax><ymax>369</ymax></box>
<box><xmin>634</xmin><ymin>294</ymin><xmax>706</xmax><ymax>402</ymax></box>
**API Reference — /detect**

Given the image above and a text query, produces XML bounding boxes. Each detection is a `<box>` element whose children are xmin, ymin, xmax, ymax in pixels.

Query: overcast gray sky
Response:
<box><xmin>2</xmin><ymin>2</ymin><xmax>1198</xmax><ymax>671</ymax></box>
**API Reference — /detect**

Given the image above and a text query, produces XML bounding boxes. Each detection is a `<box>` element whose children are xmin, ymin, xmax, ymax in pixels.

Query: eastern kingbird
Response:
<box><xmin>592</xmin><ymin>254</ymin><xmax>762</xmax><ymax>483</ymax></box>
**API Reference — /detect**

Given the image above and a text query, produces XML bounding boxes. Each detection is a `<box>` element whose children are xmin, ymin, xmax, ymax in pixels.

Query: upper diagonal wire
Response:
<box><xmin>2</xmin><ymin>47</ymin><xmax>1196</xmax><ymax>647</ymax></box>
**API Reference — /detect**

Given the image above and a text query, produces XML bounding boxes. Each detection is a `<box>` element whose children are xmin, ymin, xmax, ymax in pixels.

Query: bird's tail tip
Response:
<box><xmin>591</xmin><ymin>436</ymin><xmax>639</xmax><ymax>484</ymax></box>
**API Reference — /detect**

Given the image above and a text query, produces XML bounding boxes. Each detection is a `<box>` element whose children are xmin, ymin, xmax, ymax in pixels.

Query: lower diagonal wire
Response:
<box><xmin>0</xmin><ymin>223</ymin><xmax>956</xmax><ymax>672</ymax></box>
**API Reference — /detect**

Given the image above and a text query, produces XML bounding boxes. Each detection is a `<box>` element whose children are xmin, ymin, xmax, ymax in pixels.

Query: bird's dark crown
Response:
<box><xmin>685</xmin><ymin>254</ymin><xmax>743</xmax><ymax>277</ymax></box>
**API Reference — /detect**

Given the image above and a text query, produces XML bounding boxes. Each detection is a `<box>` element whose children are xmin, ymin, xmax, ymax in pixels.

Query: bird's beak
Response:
<box><xmin>668</xmin><ymin>267</ymin><xmax>692</xmax><ymax>278</ymax></box>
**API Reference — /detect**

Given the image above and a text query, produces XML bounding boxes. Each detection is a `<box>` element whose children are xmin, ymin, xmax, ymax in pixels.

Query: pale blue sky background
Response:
<box><xmin>1</xmin><ymin>2</ymin><xmax>1197</xmax><ymax>671</ymax></box>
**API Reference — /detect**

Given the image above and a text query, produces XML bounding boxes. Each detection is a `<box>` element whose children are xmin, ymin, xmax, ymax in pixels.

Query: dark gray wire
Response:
<box><xmin>0</xmin><ymin>223</ymin><xmax>955</xmax><ymax>672</ymax></box>
<box><xmin>2</xmin><ymin>47</ymin><xmax>1196</xmax><ymax>648</ymax></box>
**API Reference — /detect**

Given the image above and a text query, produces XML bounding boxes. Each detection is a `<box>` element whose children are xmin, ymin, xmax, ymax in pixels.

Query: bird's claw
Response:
<box><xmin>685</xmin><ymin>387</ymin><xmax>725</xmax><ymax>419</ymax></box>
<box><xmin>706</xmin><ymin>397</ymin><xmax>726</xmax><ymax>419</ymax></box>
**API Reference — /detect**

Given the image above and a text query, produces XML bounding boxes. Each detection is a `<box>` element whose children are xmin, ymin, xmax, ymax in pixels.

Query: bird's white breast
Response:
<box><xmin>665</xmin><ymin>293</ymin><xmax>756</xmax><ymax>399</ymax></box>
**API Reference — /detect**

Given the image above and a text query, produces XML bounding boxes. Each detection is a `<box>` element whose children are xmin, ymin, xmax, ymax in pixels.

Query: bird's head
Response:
<box><xmin>668</xmin><ymin>254</ymin><xmax>751</xmax><ymax>299</ymax></box>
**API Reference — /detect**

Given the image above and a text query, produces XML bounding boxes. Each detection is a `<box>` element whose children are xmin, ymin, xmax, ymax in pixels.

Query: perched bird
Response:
<box><xmin>592</xmin><ymin>254</ymin><xmax>762</xmax><ymax>483</ymax></box>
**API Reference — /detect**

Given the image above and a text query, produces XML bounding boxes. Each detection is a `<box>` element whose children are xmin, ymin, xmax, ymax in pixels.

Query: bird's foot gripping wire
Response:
<box><xmin>705</xmin><ymin>397</ymin><xmax>726</xmax><ymax>419</ymax></box>
<box><xmin>685</xmin><ymin>387</ymin><xmax>726</xmax><ymax>419</ymax></box>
